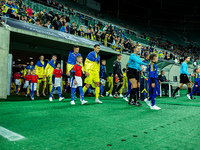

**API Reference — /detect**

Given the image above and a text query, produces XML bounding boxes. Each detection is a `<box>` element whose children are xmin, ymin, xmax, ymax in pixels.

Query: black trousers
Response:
<box><xmin>161</xmin><ymin>84</ymin><xmax>173</xmax><ymax>95</ymax></box>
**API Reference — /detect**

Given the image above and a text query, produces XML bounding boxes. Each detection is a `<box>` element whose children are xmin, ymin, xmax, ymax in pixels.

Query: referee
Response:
<box><xmin>113</xmin><ymin>54</ymin><xmax>123</xmax><ymax>98</ymax></box>
<box><xmin>127</xmin><ymin>44</ymin><xmax>147</xmax><ymax>106</ymax></box>
<box><xmin>172</xmin><ymin>56</ymin><xmax>195</xmax><ymax>99</ymax></box>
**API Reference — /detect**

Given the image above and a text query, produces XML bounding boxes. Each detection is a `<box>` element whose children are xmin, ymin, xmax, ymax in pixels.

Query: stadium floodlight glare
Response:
<box><xmin>18</xmin><ymin>59</ymin><xmax>21</xmax><ymax>61</ymax></box>
<box><xmin>29</xmin><ymin>57</ymin><xmax>33</xmax><ymax>59</ymax></box>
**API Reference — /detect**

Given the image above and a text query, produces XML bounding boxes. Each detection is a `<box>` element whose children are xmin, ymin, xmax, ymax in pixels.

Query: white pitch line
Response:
<box><xmin>0</xmin><ymin>126</ymin><xmax>25</xmax><ymax>141</ymax></box>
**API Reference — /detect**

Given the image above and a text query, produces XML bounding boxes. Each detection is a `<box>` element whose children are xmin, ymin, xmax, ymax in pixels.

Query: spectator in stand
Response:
<box><xmin>107</xmin><ymin>35</ymin><xmax>112</xmax><ymax>47</ymax></box>
<box><xmin>61</xmin><ymin>13</ymin><xmax>65</xmax><ymax>19</ymax></box>
<box><xmin>110</xmin><ymin>26</ymin><xmax>115</xmax><ymax>33</ymax></box>
<box><xmin>55</xmin><ymin>12</ymin><xmax>58</xmax><ymax>17</ymax></box>
<box><xmin>52</xmin><ymin>16</ymin><xmax>59</xmax><ymax>30</ymax></box>
<box><xmin>114</xmin><ymin>41</ymin><xmax>121</xmax><ymax>52</ymax></box>
<box><xmin>58</xmin><ymin>14</ymin><xmax>61</xmax><ymax>20</ymax></box>
<box><xmin>60</xmin><ymin>22</ymin><xmax>70</xmax><ymax>33</ymax></box>
<box><xmin>90</xmin><ymin>28</ymin><xmax>96</xmax><ymax>41</ymax></box>
<box><xmin>117</xmin><ymin>30</ymin><xmax>122</xmax><ymax>38</ymax></box>
<box><xmin>46</xmin><ymin>20</ymin><xmax>52</xmax><ymax>29</ymax></box>
<box><xmin>49</xmin><ymin>9</ymin><xmax>54</xmax><ymax>17</ymax></box>
<box><xmin>20</xmin><ymin>15</ymin><xmax>25</xmax><ymax>22</ymax></box>
<box><xmin>120</xmin><ymin>40</ymin><xmax>124</xmax><ymax>51</ymax></box>
<box><xmin>2</xmin><ymin>0</ymin><xmax>13</xmax><ymax>17</ymax></box>
<box><xmin>12</xmin><ymin>1</ymin><xmax>18</xmax><ymax>14</ymax></box>
<box><xmin>88</xmin><ymin>24</ymin><xmax>92</xmax><ymax>30</ymax></box>
<box><xmin>96</xmin><ymin>30</ymin><xmax>101</xmax><ymax>42</ymax></box>
<box><xmin>158</xmin><ymin>50</ymin><xmax>164</xmax><ymax>58</ymax></box>
<box><xmin>70</xmin><ymin>22</ymin><xmax>77</xmax><ymax>35</ymax></box>
<box><xmin>34</xmin><ymin>19</ymin><xmax>41</xmax><ymax>26</ymax></box>
<box><xmin>57</xmin><ymin>17</ymin><xmax>62</xmax><ymax>30</ymax></box>
<box><xmin>170</xmin><ymin>52</ymin><xmax>174</xmax><ymax>60</ymax></box>
<box><xmin>26</xmin><ymin>6</ymin><xmax>32</xmax><ymax>16</ymax></box>
<box><xmin>103</xmin><ymin>34</ymin><xmax>108</xmax><ymax>46</ymax></box>
<box><xmin>97</xmin><ymin>21</ymin><xmax>102</xmax><ymax>29</ymax></box>
<box><xmin>103</xmin><ymin>24</ymin><xmax>108</xmax><ymax>31</ymax></box>
<box><xmin>10</xmin><ymin>10</ymin><xmax>20</xmax><ymax>20</ymax></box>
<box><xmin>47</xmin><ymin>12</ymin><xmax>53</xmax><ymax>23</ymax></box>
<box><xmin>85</xmin><ymin>28</ymin><xmax>90</xmax><ymax>39</ymax></box>
<box><xmin>65</xmin><ymin>14</ymin><xmax>70</xmax><ymax>23</ymax></box>
<box><xmin>153</xmin><ymin>49</ymin><xmax>158</xmax><ymax>54</ymax></box>
<box><xmin>79</xmin><ymin>26</ymin><xmax>84</xmax><ymax>37</ymax></box>
<box><xmin>164</xmin><ymin>53</ymin><xmax>170</xmax><ymax>60</ymax></box>
<box><xmin>18</xmin><ymin>5</ymin><xmax>25</xmax><ymax>15</ymax></box>
<box><xmin>43</xmin><ymin>9</ymin><xmax>48</xmax><ymax>23</ymax></box>
<box><xmin>38</xmin><ymin>11</ymin><xmax>44</xmax><ymax>24</ymax></box>
<box><xmin>101</xmin><ymin>31</ymin><xmax>106</xmax><ymax>43</ymax></box>
<box><xmin>117</xmin><ymin>37</ymin><xmax>121</xmax><ymax>43</ymax></box>
<box><xmin>93</xmin><ymin>24</ymin><xmax>98</xmax><ymax>32</ymax></box>
<box><xmin>124</xmin><ymin>39</ymin><xmax>130</xmax><ymax>52</ymax></box>
<box><xmin>28</xmin><ymin>13</ymin><xmax>36</xmax><ymax>24</ymax></box>
<box><xmin>0</xmin><ymin>1</ymin><xmax>5</xmax><ymax>7</ymax></box>
<box><xmin>85</xmin><ymin>16</ymin><xmax>88</xmax><ymax>26</ymax></box>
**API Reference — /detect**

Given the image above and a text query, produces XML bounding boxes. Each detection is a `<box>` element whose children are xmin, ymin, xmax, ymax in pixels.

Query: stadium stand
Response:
<box><xmin>1</xmin><ymin>0</ymin><xmax>199</xmax><ymax>65</ymax></box>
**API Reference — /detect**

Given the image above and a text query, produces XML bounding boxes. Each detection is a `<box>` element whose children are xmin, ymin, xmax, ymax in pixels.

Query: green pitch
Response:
<box><xmin>1</xmin><ymin>90</ymin><xmax>200</xmax><ymax>150</ymax></box>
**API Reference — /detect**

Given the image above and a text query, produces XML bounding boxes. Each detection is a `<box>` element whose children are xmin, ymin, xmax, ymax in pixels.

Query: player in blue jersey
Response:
<box><xmin>144</xmin><ymin>54</ymin><xmax>161</xmax><ymax>110</ymax></box>
<box><xmin>100</xmin><ymin>60</ymin><xmax>107</xmax><ymax>97</ymax></box>
<box><xmin>188</xmin><ymin>68</ymin><xmax>200</xmax><ymax>100</ymax></box>
<box><xmin>66</xmin><ymin>45</ymin><xmax>82</xmax><ymax>76</ymax></box>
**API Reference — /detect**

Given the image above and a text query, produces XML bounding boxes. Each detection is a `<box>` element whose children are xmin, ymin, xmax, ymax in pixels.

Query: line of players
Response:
<box><xmin>13</xmin><ymin>44</ymin><xmax>199</xmax><ymax>110</ymax></box>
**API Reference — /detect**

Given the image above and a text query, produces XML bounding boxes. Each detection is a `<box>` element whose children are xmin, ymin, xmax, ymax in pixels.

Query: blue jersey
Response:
<box><xmin>143</xmin><ymin>59</ymin><xmax>149</xmax><ymax>64</ymax></box>
<box><xmin>100</xmin><ymin>65</ymin><xmax>107</xmax><ymax>79</ymax></box>
<box><xmin>26</xmin><ymin>65</ymin><xmax>35</xmax><ymax>71</ymax></box>
<box><xmin>148</xmin><ymin>62</ymin><xmax>160</xmax><ymax>99</ymax></box>
<box><xmin>194</xmin><ymin>73</ymin><xmax>200</xmax><ymax>85</ymax></box>
<box><xmin>180</xmin><ymin>61</ymin><xmax>190</xmax><ymax>75</ymax></box>
<box><xmin>67</xmin><ymin>51</ymin><xmax>81</xmax><ymax>65</ymax></box>
<box><xmin>149</xmin><ymin>62</ymin><xmax>158</xmax><ymax>81</ymax></box>
<box><xmin>191</xmin><ymin>73</ymin><xmax>200</xmax><ymax>93</ymax></box>
<box><xmin>128</xmin><ymin>53</ymin><xmax>147</xmax><ymax>71</ymax></box>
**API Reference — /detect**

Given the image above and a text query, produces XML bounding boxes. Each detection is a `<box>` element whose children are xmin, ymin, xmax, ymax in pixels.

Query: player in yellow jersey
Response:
<box><xmin>106</xmin><ymin>72</ymin><xmax>113</xmax><ymax>97</ymax></box>
<box><xmin>119</xmin><ymin>68</ymin><xmax>128</xmax><ymax>97</ymax></box>
<box><xmin>35</xmin><ymin>55</ymin><xmax>47</xmax><ymax>96</ymax></box>
<box><xmin>82</xmin><ymin>44</ymin><xmax>102</xmax><ymax>103</ymax></box>
<box><xmin>44</xmin><ymin>55</ymin><xmax>57</xmax><ymax>93</ymax></box>
<box><xmin>18</xmin><ymin>68</ymin><xmax>25</xmax><ymax>93</ymax></box>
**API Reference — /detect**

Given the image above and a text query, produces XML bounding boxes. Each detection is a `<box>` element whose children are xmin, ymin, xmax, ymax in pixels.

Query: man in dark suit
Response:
<box><xmin>158</xmin><ymin>70</ymin><xmax>173</xmax><ymax>96</ymax></box>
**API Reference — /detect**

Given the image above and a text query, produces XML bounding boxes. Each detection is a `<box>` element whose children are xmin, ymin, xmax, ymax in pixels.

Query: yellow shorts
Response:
<box><xmin>84</xmin><ymin>72</ymin><xmax>100</xmax><ymax>86</ymax></box>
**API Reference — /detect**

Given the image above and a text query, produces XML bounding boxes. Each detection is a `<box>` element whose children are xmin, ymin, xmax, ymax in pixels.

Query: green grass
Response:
<box><xmin>1</xmin><ymin>90</ymin><xmax>200</xmax><ymax>150</ymax></box>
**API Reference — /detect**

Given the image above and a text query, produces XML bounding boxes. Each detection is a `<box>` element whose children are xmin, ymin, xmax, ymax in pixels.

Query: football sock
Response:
<box><xmin>95</xmin><ymin>86</ymin><xmax>100</xmax><ymax>99</ymax></box>
<box><xmin>71</xmin><ymin>88</ymin><xmax>76</xmax><ymax>101</ymax></box>
<box><xmin>50</xmin><ymin>86</ymin><xmax>55</xmax><ymax>98</ymax></box>
<box><xmin>57</xmin><ymin>86</ymin><xmax>61</xmax><ymax>98</ymax></box>
<box><xmin>79</xmin><ymin>86</ymin><xmax>84</xmax><ymax>101</ymax></box>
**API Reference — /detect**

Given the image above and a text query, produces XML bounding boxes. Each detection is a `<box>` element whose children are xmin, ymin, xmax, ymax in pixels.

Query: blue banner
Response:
<box><xmin>4</xmin><ymin>18</ymin><xmax>112</xmax><ymax>50</ymax></box>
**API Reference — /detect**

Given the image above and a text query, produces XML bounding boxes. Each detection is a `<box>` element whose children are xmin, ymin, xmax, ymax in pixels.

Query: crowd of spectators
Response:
<box><xmin>0</xmin><ymin>0</ymin><xmax>199</xmax><ymax>64</ymax></box>
<box><xmin>139</xmin><ymin>32</ymin><xmax>199</xmax><ymax>60</ymax></box>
